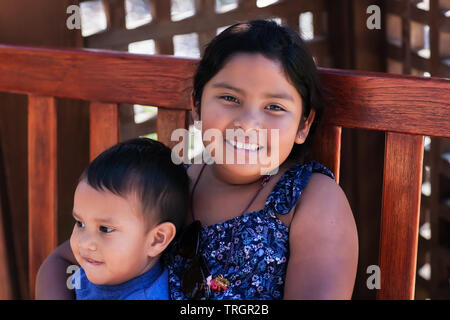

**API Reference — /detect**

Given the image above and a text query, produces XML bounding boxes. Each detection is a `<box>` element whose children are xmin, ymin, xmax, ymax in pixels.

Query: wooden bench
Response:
<box><xmin>0</xmin><ymin>44</ymin><xmax>449</xmax><ymax>300</ymax></box>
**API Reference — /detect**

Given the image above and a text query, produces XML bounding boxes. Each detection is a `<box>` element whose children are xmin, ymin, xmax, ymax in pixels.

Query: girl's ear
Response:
<box><xmin>145</xmin><ymin>222</ymin><xmax>177</xmax><ymax>258</ymax></box>
<box><xmin>191</xmin><ymin>95</ymin><xmax>200</xmax><ymax>122</ymax></box>
<box><xmin>294</xmin><ymin>109</ymin><xmax>316</xmax><ymax>144</ymax></box>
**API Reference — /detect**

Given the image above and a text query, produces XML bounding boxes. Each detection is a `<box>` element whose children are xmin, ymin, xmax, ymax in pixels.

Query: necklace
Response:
<box><xmin>190</xmin><ymin>163</ymin><xmax>271</xmax><ymax>293</ymax></box>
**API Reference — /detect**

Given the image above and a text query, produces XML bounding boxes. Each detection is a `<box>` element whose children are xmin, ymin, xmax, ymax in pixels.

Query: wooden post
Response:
<box><xmin>28</xmin><ymin>95</ymin><xmax>58</xmax><ymax>300</ymax></box>
<box><xmin>89</xmin><ymin>102</ymin><xmax>120</xmax><ymax>161</ymax></box>
<box><xmin>378</xmin><ymin>132</ymin><xmax>424</xmax><ymax>299</ymax></box>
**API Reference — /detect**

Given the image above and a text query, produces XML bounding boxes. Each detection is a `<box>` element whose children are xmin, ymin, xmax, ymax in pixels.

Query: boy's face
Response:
<box><xmin>70</xmin><ymin>180</ymin><xmax>154</xmax><ymax>285</ymax></box>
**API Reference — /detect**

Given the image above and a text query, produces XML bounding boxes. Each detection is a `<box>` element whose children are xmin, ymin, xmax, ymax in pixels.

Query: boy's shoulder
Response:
<box><xmin>127</xmin><ymin>267</ymin><xmax>169</xmax><ymax>300</ymax></box>
<box><xmin>75</xmin><ymin>263</ymin><xmax>170</xmax><ymax>300</ymax></box>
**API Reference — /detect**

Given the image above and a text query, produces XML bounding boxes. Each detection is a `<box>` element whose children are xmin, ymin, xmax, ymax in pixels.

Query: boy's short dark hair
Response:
<box><xmin>80</xmin><ymin>138</ymin><xmax>189</xmax><ymax>233</ymax></box>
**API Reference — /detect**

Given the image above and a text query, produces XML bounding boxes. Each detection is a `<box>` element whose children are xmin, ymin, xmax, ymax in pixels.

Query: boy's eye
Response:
<box><xmin>99</xmin><ymin>226</ymin><xmax>115</xmax><ymax>233</ymax></box>
<box><xmin>219</xmin><ymin>95</ymin><xmax>239</xmax><ymax>104</ymax></box>
<box><xmin>75</xmin><ymin>220</ymin><xmax>85</xmax><ymax>228</ymax></box>
<box><xmin>265</xmin><ymin>104</ymin><xmax>285</xmax><ymax>112</ymax></box>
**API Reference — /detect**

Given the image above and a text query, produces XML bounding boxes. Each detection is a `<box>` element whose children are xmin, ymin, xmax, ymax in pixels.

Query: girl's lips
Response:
<box><xmin>225</xmin><ymin>139</ymin><xmax>264</xmax><ymax>152</ymax></box>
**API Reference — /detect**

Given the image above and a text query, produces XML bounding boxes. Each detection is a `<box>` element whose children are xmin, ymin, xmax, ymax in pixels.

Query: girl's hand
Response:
<box><xmin>35</xmin><ymin>240</ymin><xmax>77</xmax><ymax>300</ymax></box>
<box><xmin>284</xmin><ymin>173</ymin><xmax>359</xmax><ymax>299</ymax></box>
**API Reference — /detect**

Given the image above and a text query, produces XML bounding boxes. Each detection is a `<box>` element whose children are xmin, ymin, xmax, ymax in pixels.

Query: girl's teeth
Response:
<box><xmin>228</xmin><ymin>140</ymin><xmax>260</xmax><ymax>151</ymax></box>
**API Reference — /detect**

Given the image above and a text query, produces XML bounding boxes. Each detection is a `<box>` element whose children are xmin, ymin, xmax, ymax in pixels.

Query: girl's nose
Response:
<box><xmin>233</xmin><ymin>108</ymin><xmax>262</xmax><ymax>131</ymax></box>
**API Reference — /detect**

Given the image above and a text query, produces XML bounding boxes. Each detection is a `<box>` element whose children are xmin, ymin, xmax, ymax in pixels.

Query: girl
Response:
<box><xmin>36</xmin><ymin>20</ymin><xmax>358</xmax><ymax>300</ymax></box>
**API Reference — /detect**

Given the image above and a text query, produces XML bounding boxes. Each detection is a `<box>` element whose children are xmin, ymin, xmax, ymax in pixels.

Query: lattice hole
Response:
<box><xmin>125</xmin><ymin>0</ymin><xmax>152</xmax><ymax>29</ymax></box>
<box><xmin>80</xmin><ymin>0</ymin><xmax>107</xmax><ymax>37</ymax></box>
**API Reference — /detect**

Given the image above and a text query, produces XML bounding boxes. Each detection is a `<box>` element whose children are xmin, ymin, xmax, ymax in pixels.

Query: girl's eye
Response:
<box><xmin>75</xmin><ymin>220</ymin><xmax>85</xmax><ymax>228</ymax></box>
<box><xmin>265</xmin><ymin>104</ymin><xmax>285</xmax><ymax>112</ymax></box>
<box><xmin>219</xmin><ymin>95</ymin><xmax>239</xmax><ymax>104</ymax></box>
<box><xmin>99</xmin><ymin>226</ymin><xmax>115</xmax><ymax>233</ymax></box>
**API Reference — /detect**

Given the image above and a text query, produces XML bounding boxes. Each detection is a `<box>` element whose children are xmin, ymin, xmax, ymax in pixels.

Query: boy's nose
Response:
<box><xmin>79</xmin><ymin>234</ymin><xmax>97</xmax><ymax>251</ymax></box>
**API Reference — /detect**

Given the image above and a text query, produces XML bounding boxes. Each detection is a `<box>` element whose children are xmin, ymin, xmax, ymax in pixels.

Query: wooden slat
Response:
<box><xmin>156</xmin><ymin>109</ymin><xmax>189</xmax><ymax>149</ymax></box>
<box><xmin>0</xmin><ymin>195</ymin><xmax>13</xmax><ymax>299</ymax></box>
<box><xmin>151</xmin><ymin>0</ymin><xmax>174</xmax><ymax>55</ymax></box>
<box><xmin>429</xmin><ymin>0</ymin><xmax>440</xmax><ymax>76</ymax></box>
<box><xmin>101</xmin><ymin>0</ymin><xmax>128</xmax><ymax>51</ymax></box>
<box><xmin>319</xmin><ymin>69</ymin><xmax>450</xmax><ymax>138</ymax></box>
<box><xmin>89</xmin><ymin>102</ymin><xmax>119</xmax><ymax>161</ymax></box>
<box><xmin>0</xmin><ymin>45</ymin><xmax>448</xmax><ymax>137</ymax></box>
<box><xmin>195</xmin><ymin>0</ymin><xmax>217</xmax><ymax>56</ymax></box>
<box><xmin>401</xmin><ymin>1</ymin><xmax>411</xmax><ymax>74</ymax></box>
<box><xmin>310</xmin><ymin>124</ymin><xmax>341</xmax><ymax>183</ymax></box>
<box><xmin>0</xmin><ymin>45</ymin><xmax>195</xmax><ymax>109</ymax></box>
<box><xmin>28</xmin><ymin>95</ymin><xmax>58</xmax><ymax>299</ymax></box>
<box><xmin>0</xmin><ymin>135</ymin><xmax>14</xmax><ymax>299</ymax></box>
<box><xmin>377</xmin><ymin>132</ymin><xmax>424</xmax><ymax>299</ymax></box>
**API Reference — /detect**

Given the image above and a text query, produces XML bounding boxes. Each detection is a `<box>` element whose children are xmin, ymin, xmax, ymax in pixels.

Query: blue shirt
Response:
<box><xmin>74</xmin><ymin>261</ymin><xmax>169</xmax><ymax>300</ymax></box>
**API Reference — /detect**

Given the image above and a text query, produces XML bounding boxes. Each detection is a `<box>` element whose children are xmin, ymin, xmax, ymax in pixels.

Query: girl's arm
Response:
<box><xmin>35</xmin><ymin>240</ymin><xmax>77</xmax><ymax>300</ymax></box>
<box><xmin>283</xmin><ymin>173</ymin><xmax>359</xmax><ymax>299</ymax></box>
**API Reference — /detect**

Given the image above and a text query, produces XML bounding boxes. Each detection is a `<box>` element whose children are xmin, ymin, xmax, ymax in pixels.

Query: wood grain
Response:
<box><xmin>27</xmin><ymin>95</ymin><xmax>58</xmax><ymax>299</ymax></box>
<box><xmin>89</xmin><ymin>102</ymin><xmax>119</xmax><ymax>161</ymax></box>
<box><xmin>0</xmin><ymin>136</ymin><xmax>14</xmax><ymax>299</ymax></box>
<box><xmin>310</xmin><ymin>124</ymin><xmax>341</xmax><ymax>183</ymax></box>
<box><xmin>319</xmin><ymin>68</ymin><xmax>450</xmax><ymax>138</ymax></box>
<box><xmin>0</xmin><ymin>45</ymin><xmax>195</xmax><ymax>109</ymax></box>
<box><xmin>377</xmin><ymin>132</ymin><xmax>424</xmax><ymax>299</ymax></box>
<box><xmin>0</xmin><ymin>45</ymin><xmax>448</xmax><ymax>137</ymax></box>
<box><xmin>156</xmin><ymin>108</ymin><xmax>189</xmax><ymax>149</ymax></box>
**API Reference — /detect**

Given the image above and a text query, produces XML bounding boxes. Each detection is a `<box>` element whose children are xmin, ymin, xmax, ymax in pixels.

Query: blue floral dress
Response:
<box><xmin>164</xmin><ymin>160</ymin><xmax>334</xmax><ymax>300</ymax></box>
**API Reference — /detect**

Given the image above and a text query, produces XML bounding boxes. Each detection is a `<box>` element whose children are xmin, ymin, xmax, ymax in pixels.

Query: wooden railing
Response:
<box><xmin>0</xmin><ymin>44</ymin><xmax>449</xmax><ymax>299</ymax></box>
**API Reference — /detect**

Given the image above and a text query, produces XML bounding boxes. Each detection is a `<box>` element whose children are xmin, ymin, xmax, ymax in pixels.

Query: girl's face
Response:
<box><xmin>70</xmin><ymin>180</ymin><xmax>154</xmax><ymax>285</ymax></box>
<box><xmin>195</xmin><ymin>53</ymin><xmax>314</xmax><ymax>182</ymax></box>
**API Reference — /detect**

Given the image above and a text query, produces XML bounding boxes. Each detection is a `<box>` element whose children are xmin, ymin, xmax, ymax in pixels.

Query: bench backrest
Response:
<box><xmin>0</xmin><ymin>44</ymin><xmax>449</xmax><ymax>299</ymax></box>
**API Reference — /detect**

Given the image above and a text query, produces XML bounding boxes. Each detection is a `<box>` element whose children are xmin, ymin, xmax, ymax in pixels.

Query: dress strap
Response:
<box><xmin>189</xmin><ymin>164</ymin><xmax>271</xmax><ymax>222</ymax></box>
<box><xmin>190</xmin><ymin>163</ymin><xmax>207</xmax><ymax>222</ymax></box>
<box><xmin>264</xmin><ymin>160</ymin><xmax>335</xmax><ymax>217</ymax></box>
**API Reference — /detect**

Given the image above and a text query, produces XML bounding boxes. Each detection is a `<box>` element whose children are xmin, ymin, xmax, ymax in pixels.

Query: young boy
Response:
<box><xmin>69</xmin><ymin>138</ymin><xmax>189</xmax><ymax>299</ymax></box>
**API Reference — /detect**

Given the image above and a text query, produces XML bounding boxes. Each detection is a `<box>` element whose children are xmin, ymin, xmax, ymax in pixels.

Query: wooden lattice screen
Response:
<box><xmin>386</xmin><ymin>0</ymin><xmax>450</xmax><ymax>299</ymax></box>
<box><xmin>82</xmin><ymin>0</ymin><xmax>330</xmax><ymax>62</ymax></box>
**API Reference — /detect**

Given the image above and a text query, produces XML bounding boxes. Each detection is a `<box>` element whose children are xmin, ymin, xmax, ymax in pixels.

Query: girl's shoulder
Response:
<box><xmin>285</xmin><ymin>163</ymin><xmax>358</xmax><ymax>299</ymax></box>
<box><xmin>264</xmin><ymin>160</ymin><xmax>335</xmax><ymax>217</ymax></box>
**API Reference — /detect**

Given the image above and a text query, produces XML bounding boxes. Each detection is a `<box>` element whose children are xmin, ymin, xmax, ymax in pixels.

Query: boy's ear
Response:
<box><xmin>146</xmin><ymin>222</ymin><xmax>177</xmax><ymax>257</ymax></box>
<box><xmin>294</xmin><ymin>109</ymin><xmax>316</xmax><ymax>144</ymax></box>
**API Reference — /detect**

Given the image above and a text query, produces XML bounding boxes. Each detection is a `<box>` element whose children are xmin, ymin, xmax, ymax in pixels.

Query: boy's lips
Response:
<box><xmin>82</xmin><ymin>256</ymin><xmax>104</xmax><ymax>266</ymax></box>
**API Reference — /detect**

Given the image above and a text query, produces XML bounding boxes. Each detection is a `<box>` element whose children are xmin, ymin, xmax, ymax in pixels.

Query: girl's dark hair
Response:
<box><xmin>192</xmin><ymin>19</ymin><xmax>323</xmax><ymax>162</ymax></box>
<box><xmin>80</xmin><ymin>138</ymin><xmax>189</xmax><ymax>233</ymax></box>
